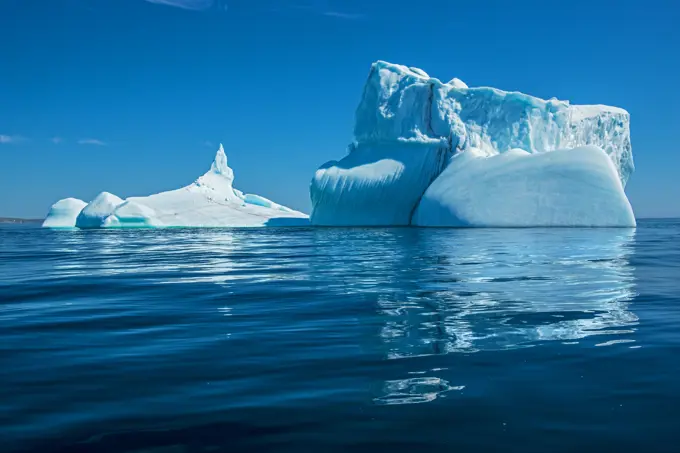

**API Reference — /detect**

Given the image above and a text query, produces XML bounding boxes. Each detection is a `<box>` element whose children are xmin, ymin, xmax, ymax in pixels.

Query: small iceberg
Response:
<box><xmin>44</xmin><ymin>145</ymin><xmax>309</xmax><ymax>228</ymax></box>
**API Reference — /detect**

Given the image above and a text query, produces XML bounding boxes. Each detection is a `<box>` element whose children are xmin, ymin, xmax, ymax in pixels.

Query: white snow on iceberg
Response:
<box><xmin>310</xmin><ymin>61</ymin><xmax>635</xmax><ymax>227</ymax></box>
<box><xmin>42</xmin><ymin>198</ymin><xmax>88</xmax><ymax>228</ymax></box>
<box><xmin>413</xmin><ymin>146</ymin><xmax>636</xmax><ymax>227</ymax></box>
<box><xmin>46</xmin><ymin>145</ymin><xmax>309</xmax><ymax>229</ymax></box>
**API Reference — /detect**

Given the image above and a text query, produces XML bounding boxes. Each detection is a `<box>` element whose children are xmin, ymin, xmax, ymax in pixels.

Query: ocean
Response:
<box><xmin>1</xmin><ymin>220</ymin><xmax>679</xmax><ymax>452</ymax></box>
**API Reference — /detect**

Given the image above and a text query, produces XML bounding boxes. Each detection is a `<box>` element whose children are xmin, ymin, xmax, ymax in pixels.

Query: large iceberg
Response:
<box><xmin>310</xmin><ymin>61</ymin><xmax>635</xmax><ymax>227</ymax></box>
<box><xmin>44</xmin><ymin>145</ymin><xmax>309</xmax><ymax>228</ymax></box>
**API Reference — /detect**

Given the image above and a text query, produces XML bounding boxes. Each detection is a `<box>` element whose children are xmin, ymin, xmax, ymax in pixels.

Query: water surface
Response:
<box><xmin>1</xmin><ymin>220</ymin><xmax>679</xmax><ymax>452</ymax></box>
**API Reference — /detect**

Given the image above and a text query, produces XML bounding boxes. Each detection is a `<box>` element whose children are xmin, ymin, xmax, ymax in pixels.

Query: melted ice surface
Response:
<box><xmin>413</xmin><ymin>146</ymin><xmax>636</xmax><ymax>227</ymax></box>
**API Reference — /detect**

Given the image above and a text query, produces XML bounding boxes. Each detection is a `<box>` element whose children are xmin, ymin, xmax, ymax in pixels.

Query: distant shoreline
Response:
<box><xmin>0</xmin><ymin>217</ymin><xmax>42</xmax><ymax>224</ymax></box>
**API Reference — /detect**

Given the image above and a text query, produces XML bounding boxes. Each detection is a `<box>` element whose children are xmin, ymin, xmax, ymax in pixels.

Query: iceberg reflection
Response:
<box><xmin>374</xmin><ymin>377</ymin><xmax>465</xmax><ymax>406</ymax></box>
<box><xmin>376</xmin><ymin>228</ymin><xmax>638</xmax><ymax>358</ymax></box>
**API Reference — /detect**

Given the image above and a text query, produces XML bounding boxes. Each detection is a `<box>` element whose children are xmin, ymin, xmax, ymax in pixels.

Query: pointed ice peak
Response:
<box><xmin>211</xmin><ymin>143</ymin><xmax>229</xmax><ymax>175</ymax></box>
<box><xmin>196</xmin><ymin>143</ymin><xmax>235</xmax><ymax>192</ymax></box>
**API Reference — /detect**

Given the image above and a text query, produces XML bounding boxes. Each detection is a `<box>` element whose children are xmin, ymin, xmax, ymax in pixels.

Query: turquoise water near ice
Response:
<box><xmin>1</xmin><ymin>221</ymin><xmax>679</xmax><ymax>452</ymax></box>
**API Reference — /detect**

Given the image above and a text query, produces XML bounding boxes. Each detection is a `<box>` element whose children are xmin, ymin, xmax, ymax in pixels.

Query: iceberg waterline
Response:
<box><xmin>310</xmin><ymin>61</ymin><xmax>635</xmax><ymax>227</ymax></box>
<box><xmin>44</xmin><ymin>145</ymin><xmax>309</xmax><ymax>228</ymax></box>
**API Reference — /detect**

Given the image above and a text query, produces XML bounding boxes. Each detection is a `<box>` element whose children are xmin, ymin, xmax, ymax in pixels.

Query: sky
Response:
<box><xmin>1</xmin><ymin>0</ymin><xmax>679</xmax><ymax>218</ymax></box>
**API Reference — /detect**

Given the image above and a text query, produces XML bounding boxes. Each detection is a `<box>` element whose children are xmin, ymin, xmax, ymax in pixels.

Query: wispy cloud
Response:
<box><xmin>144</xmin><ymin>0</ymin><xmax>215</xmax><ymax>11</ymax></box>
<box><xmin>143</xmin><ymin>1</ymin><xmax>358</xmax><ymax>17</ymax></box>
<box><xmin>203</xmin><ymin>140</ymin><xmax>215</xmax><ymax>148</ymax></box>
<box><xmin>51</xmin><ymin>137</ymin><xmax>63</xmax><ymax>144</ymax></box>
<box><xmin>78</xmin><ymin>138</ymin><xmax>107</xmax><ymax>146</ymax></box>
<box><xmin>0</xmin><ymin>134</ymin><xmax>25</xmax><ymax>144</ymax></box>
<box><xmin>280</xmin><ymin>2</ymin><xmax>365</xmax><ymax>20</ymax></box>
<box><xmin>322</xmin><ymin>11</ymin><xmax>364</xmax><ymax>20</ymax></box>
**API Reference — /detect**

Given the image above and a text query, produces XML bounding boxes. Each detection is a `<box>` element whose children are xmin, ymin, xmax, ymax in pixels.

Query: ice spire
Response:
<box><xmin>211</xmin><ymin>143</ymin><xmax>229</xmax><ymax>175</ymax></box>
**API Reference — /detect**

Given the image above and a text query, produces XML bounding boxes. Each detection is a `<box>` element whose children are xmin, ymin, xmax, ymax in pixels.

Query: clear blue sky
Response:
<box><xmin>1</xmin><ymin>0</ymin><xmax>678</xmax><ymax>218</ymax></box>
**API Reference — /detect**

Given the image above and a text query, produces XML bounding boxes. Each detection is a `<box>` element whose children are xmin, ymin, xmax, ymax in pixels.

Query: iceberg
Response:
<box><xmin>310</xmin><ymin>61</ymin><xmax>635</xmax><ymax>227</ymax></box>
<box><xmin>46</xmin><ymin>145</ymin><xmax>309</xmax><ymax>229</ymax></box>
<box><xmin>42</xmin><ymin>198</ymin><xmax>88</xmax><ymax>228</ymax></box>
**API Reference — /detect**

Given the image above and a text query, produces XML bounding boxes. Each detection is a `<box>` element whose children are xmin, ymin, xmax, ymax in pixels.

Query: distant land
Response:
<box><xmin>0</xmin><ymin>217</ymin><xmax>42</xmax><ymax>224</ymax></box>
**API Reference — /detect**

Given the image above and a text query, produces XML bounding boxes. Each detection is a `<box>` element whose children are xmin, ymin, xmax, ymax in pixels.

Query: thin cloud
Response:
<box><xmin>78</xmin><ymin>138</ymin><xmax>107</xmax><ymax>146</ymax></box>
<box><xmin>0</xmin><ymin>134</ymin><xmax>25</xmax><ymax>144</ymax></box>
<box><xmin>323</xmin><ymin>11</ymin><xmax>364</xmax><ymax>20</ymax></box>
<box><xmin>144</xmin><ymin>0</ymin><xmax>215</xmax><ymax>11</ymax></box>
<box><xmin>203</xmin><ymin>140</ymin><xmax>215</xmax><ymax>148</ymax></box>
<box><xmin>281</xmin><ymin>3</ymin><xmax>365</xmax><ymax>20</ymax></box>
<box><xmin>51</xmin><ymin>137</ymin><xmax>63</xmax><ymax>144</ymax></box>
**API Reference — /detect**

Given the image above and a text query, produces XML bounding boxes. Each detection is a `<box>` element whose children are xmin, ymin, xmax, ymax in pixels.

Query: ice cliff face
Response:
<box><xmin>45</xmin><ymin>145</ymin><xmax>309</xmax><ymax>228</ymax></box>
<box><xmin>311</xmin><ymin>61</ymin><xmax>635</xmax><ymax>227</ymax></box>
<box><xmin>353</xmin><ymin>61</ymin><xmax>633</xmax><ymax>183</ymax></box>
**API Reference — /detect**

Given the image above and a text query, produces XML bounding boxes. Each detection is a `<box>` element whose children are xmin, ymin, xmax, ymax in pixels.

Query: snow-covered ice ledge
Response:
<box><xmin>43</xmin><ymin>145</ymin><xmax>309</xmax><ymax>228</ymax></box>
<box><xmin>310</xmin><ymin>61</ymin><xmax>635</xmax><ymax>227</ymax></box>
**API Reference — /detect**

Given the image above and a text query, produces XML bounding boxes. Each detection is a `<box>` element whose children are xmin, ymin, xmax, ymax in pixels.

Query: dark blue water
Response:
<box><xmin>1</xmin><ymin>221</ymin><xmax>680</xmax><ymax>452</ymax></box>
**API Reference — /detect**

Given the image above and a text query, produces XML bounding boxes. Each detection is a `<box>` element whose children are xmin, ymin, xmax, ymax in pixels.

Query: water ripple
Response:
<box><xmin>1</xmin><ymin>221</ymin><xmax>679</xmax><ymax>452</ymax></box>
